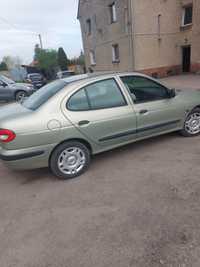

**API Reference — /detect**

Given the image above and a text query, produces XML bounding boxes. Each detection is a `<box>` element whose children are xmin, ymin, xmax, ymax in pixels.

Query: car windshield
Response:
<box><xmin>22</xmin><ymin>80</ymin><xmax>67</xmax><ymax>110</ymax></box>
<box><xmin>0</xmin><ymin>75</ymin><xmax>15</xmax><ymax>85</ymax></box>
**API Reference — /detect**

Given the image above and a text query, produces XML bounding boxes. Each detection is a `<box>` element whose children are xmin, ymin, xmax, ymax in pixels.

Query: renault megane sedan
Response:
<box><xmin>0</xmin><ymin>72</ymin><xmax>200</xmax><ymax>179</ymax></box>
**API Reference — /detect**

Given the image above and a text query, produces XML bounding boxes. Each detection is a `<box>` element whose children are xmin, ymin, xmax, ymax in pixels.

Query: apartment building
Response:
<box><xmin>78</xmin><ymin>0</ymin><xmax>200</xmax><ymax>77</ymax></box>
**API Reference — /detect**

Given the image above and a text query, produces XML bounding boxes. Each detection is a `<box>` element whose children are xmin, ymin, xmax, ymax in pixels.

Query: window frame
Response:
<box><xmin>89</xmin><ymin>50</ymin><xmax>96</xmax><ymax>66</ymax></box>
<box><xmin>182</xmin><ymin>5</ymin><xmax>193</xmax><ymax>27</ymax></box>
<box><xmin>120</xmin><ymin>75</ymin><xmax>171</xmax><ymax>104</ymax></box>
<box><xmin>66</xmin><ymin>78</ymin><xmax>128</xmax><ymax>112</ymax></box>
<box><xmin>112</xmin><ymin>44</ymin><xmax>120</xmax><ymax>63</ymax></box>
<box><xmin>86</xmin><ymin>18</ymin><xmax>92</xmax><ymax>35</ymax></box>
<box><xmin>109</xmin><ymin>2</ymin><xmax>117</xmax><ymax>23</ymax></box>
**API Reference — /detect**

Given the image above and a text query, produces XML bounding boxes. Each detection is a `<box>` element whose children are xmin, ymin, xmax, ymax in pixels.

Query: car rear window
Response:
<box><xmin>22</xmin><ymin>80</ymin><xmax>66</xmax><ymax>110</ymax></box>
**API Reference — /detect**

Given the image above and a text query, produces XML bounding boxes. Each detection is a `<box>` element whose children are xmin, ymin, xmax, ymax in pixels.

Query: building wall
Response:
<box><xmin>191</xmin><ymin>0</ymin><xmax>200</xmax><ymax>72</ymax></box>
<box><xmin>78</xmin><ymin>0</ymin><xmax>200</xmax><ymax>77</ymax></box>
<box><xmin>78</xmin><ymin>0</ymin><xmax>132</xmax><ymax>72</ymax></box>
<box><xmin>132</xmin><ymin>0</ymin><xmax>196</xmax><ymax>76</ymax></box>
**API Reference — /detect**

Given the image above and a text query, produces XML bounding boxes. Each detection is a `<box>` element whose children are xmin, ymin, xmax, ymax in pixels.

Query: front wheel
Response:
<box><xmin>180</xmin><ymin>108</ymin><xmax>200</xmax><ymax>137</ymax></box>
<box><xmin>15</xmin><ymin>91</ymin><xmax>27</xmax><ymax>102</ymax></box>
<box><xmin>50</xmin><ymin>141</ymin><xmax>91</xmax><ymax>179</ymax></box>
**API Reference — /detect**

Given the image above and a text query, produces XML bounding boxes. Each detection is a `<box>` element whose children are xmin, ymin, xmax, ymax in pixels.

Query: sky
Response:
<box><xmin>0</xmin><ymin>0</ymin><xmax>82</xmax><ymax>64</ymax></box>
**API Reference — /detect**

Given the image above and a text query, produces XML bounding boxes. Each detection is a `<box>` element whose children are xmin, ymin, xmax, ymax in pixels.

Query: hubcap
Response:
<box><xmin>58</xmin><ymin>147</ymin><xmax>86</xmax><ymax>175</ymax></box>
<box><xmin>185</xmin><ymin>113</ymin><xmax>200</xmax><ymax>134</ymax></box>
<box><xmin>17</xmin><ymin>92</ymin><xmax>26</xmax><ymax>102</ymax></box>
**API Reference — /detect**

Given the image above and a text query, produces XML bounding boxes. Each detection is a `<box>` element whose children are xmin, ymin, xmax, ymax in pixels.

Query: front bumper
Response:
<box><xmin>0</xmin><ymin>143</ymin><xmax>56</xmax><ymax>170</ymax></box>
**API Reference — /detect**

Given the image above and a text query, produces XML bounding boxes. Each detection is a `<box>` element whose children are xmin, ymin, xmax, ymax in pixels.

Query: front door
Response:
<box><xmin>62</xmin><ymin>78</ymin><xmax>137</xmax><ymax>147</ymax></box>
<box><xmin>120</xmin><ymin>75</ymin><xmax>184</xmax><ymax>138</ymax></box>
<box><xmin>182</xmin><ymin>46</ymin><xmax>191</xmax><ymax>73</ymax></box>
<box><xmin>0</xmin><ymin>81</ymin><xmax>10</xmax><ymax>100</ymax></box>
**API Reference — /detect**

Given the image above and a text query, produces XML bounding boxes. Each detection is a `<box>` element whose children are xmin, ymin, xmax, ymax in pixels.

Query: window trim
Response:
<box><xmin>181</xmin><ymin>4</ymin><xmax>193</xmax><ymax>27</ymax></box>
<box><xmin>120</xmin><ymin>75</ymin><xmax>171</xmax><ymax>104</ymax></box>
<box><xmin>86</xmin><ymin>18</ymin><xmax>92</xmax><ymax>35</ymax></box>
<box><xmin>66</xmin><ymin>78</ymin><xmax>128</xmax><ymax>112</ymax></box>
<box><xmin>109</xmin><ymin>2</ymin><xmax>117</xmax><ymax>24</ymax></box>
<box><xmin>112</xmin><ymin>44</ymin><xmax>120</xmax><ymax>63</ymax></box>
<box><xmin>89</xmin><ymin>50</ymin><xmax>96</xmax><ymax>66</ymax></box>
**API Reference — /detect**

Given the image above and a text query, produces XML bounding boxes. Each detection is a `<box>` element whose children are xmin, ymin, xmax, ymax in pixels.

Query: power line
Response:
<box><xmin>0</xmin><ymin>16</ymin><xmax>38</xmax><ymax>36</ymax></box>
<box><xmin>0</xmin><ymin>16</ymin><xmax>19</xmax><ymax>30</ymax></box>
<box><xmin>0</xmin><ymin>16</ymin><xmax>43</xmax><ymax>48</ymax></box>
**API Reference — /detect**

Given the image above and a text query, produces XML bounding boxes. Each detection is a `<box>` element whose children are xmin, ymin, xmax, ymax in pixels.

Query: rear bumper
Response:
<box><xmin>0</xmin><ymin>143</ymin><xmax>56</xmax><ymax>170</ymax></box>
<box><xmin>0</xmin><ymin>150</ymin><xmax>44</xmax><ymax>161</ymax></box>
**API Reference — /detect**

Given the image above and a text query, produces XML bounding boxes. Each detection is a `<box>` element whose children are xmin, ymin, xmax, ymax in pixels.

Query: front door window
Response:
<box><xmin>121</xmin><ymin>76</ymin><xmax>169</xmax><ymax>103</ymax></box>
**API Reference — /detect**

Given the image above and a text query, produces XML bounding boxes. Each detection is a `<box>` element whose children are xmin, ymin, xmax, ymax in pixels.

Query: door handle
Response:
<box><xmin>78</xmin><ymin>120</ymin><xmax>90</xmax><ymax>126</ymax></box>
<box><xmin>139</xmin><ymin>109</ymin><xmax>148</xmax><ymax>115</ymax></box>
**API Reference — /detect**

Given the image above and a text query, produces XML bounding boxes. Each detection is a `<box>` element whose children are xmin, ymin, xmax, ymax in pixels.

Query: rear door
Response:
<box><xmin>120</xmin><ymin>75</ymin><xmax>184</xmax><ymax>138</ymax></box>
<box><xmin>62</xmin><ymin>78</ymin><xmax>137</xmax><ymax>147</ymax></box>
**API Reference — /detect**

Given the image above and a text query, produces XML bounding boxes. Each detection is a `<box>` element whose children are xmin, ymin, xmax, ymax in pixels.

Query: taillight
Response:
<box><xmin>0</xmin><ymin>129</ymin><xmax>16</xmax><ymax>143</ymax></box>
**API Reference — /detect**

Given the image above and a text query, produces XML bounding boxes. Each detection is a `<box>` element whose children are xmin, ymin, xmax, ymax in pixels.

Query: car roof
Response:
<box><xmin>61</xmin><ymin>72</ymin><xmax>155</xmax><ymax>85</ymax></box>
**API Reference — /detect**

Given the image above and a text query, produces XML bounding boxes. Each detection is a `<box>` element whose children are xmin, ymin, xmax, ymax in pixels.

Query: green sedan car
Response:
<box><xmin>0</xmin><ymin>72</ymin><xmax>200</xmax><ymax>179</ymax></box>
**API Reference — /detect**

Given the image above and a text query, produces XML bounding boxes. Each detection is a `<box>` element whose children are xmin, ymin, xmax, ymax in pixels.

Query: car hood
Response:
<box><xmin>10</xmin><ymin>83</ymin><xmax>32</xmax><ymax>90</ymax></box>
<box><xmin>175</xmin><ymin>88</ymin><xmax>200</xmax><ymax>105</ymax></box>
<box><xmin>176</xmin><ymin>88</ymin><xmax>200</xmax><ymax>96</ymax></box>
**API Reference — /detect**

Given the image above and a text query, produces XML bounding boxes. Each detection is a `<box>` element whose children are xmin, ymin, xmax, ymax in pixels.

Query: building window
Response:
<box><xmin>89</xmin><ymin>50</ymin><xmax>96</xmax><ymax>65</ymax></box>
<box><xmin>86</xmin><ymin>19</ymin><xmax>92</xmax><ymax>35</ymax></box>
<box><xmin>109</xmin><ymin>2</ymin><xmax>117</xmax><ymax>23</ymax></box>
<box><xmin>182</xmin><ymin>5</ymin><xmax>193</xmax><ymax>26</ymax></box>
<box><xmin>112</xmin><ymin>44</ymin><xmax>120</xmax><ymax>63</ymax></box>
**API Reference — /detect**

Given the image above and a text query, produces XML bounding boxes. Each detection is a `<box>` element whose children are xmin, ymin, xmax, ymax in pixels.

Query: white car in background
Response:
<box><xmin>56</xmin><ymin>71</ymin><xmax>75</xmax><ymax>79</ymax></box>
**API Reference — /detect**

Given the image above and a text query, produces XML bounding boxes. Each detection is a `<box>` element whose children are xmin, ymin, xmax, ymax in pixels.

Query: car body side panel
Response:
<box><xmin>1</xmin><ymin>74</ymin><xmax>200</xmax><ymax>171</ymax></box>
<box><xmin>0</xmin><ymin>86</ymin><xmax>14</xmax><ymax>100</ymax></box>
<box><xmin>134</xmin><ymin>98</ymin><xmax>185</xmax><ymax>138</ymax></box>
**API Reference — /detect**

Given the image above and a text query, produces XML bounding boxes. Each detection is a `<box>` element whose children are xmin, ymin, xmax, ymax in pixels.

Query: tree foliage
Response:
<box><xmin>57</xmin><ymin>47</ymin><xmax>69</xmax><ymax>71</ymax></box>
<box><xmin>2</xmin><ymin>56</ymin><xmax>22</xmax><ymax>70</ymax></box>
<box><xmin>69</xmin><ymin>51</ymin><xmax>85</xmax><ymax>66</ymax></box>
<box><xmin>34</xmin><ymin>45</ymin><xmax>58</xmax><ymax>79</ymax></box>
<box><xmin>0</xmin><ymin>61</ymin><xmax>8</xmax><ymax>71</ymax></box>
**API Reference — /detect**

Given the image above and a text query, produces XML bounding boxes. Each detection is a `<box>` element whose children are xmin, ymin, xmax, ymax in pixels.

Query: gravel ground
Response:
<box><xmin>1</xmin><ymin>74</ymin><xmax>200</xmax><ymax>267</ymax></box>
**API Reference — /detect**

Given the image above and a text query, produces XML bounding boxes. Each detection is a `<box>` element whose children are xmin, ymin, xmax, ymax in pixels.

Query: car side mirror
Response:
<box><xmin>168</xmin><ymin>88</ymin><xmax>176</xmax><ymax>98</ymax></box>
<box><xmin>0</xmin><ymin>82</ymin><xmax>6</xmax><ymax>87</ymax></box>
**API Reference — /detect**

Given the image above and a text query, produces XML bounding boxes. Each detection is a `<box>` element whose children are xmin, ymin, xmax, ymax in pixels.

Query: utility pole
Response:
<box><xmin>38</xmin><ymin>34</ymin><xmax>43</xmax><ymax>49</ymax></box>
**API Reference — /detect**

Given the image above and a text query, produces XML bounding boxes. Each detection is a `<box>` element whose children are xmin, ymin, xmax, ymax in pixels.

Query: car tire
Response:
<box><xmin>180</xmin><ymin>107</ymin><xmax>200</xmax><ymax>137</ymax></box>
<box><xmin>15</xmin><ymin>91</ymin><xmax>27</xmax><ymax>102</ymax></box>
<box><xmin>50</xmin><ymin>141</ymin><xmax>91</xmax><ymax>179</ymax></box>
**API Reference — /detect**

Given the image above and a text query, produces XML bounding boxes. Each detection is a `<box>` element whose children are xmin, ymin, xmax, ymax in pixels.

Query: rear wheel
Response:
<box><xmin>15</xmin><ymin>91</ymin><xmax>27</xmax><ymax>102</ymax></box>
<box><xmin>50</xmin><ymin>141</ymin><xmax>91</xmax><ymax>179</ymax></box>
<box><xmin>180</xmin><ymin>108</ymin><xmax>200</xmax><ymax>137</ymax></box>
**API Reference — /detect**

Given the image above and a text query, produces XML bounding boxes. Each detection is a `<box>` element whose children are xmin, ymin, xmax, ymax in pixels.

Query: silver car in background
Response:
<box><xmin>0</xmin><ymin>75</ymin><xmax>36</xmax><ymax>102</ymax></box>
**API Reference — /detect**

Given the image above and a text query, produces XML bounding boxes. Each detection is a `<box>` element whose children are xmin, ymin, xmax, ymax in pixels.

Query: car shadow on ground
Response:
<box><xmin>7</xmin><ymin>132</ymin><xmax>180</xmax><ymax>184</ymax></box>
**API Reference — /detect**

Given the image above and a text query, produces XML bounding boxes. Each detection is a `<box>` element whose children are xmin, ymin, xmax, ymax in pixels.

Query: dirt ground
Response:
<box><xmin>1</xmin><ymin>74</ymin><xmax>200</xmax><ymax>267</ymax></box>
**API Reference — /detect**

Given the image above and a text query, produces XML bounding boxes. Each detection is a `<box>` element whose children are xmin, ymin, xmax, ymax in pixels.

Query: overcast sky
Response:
<box><xmin>0</xmin><ymin>0</ymin><xmax>82</xmax><ymax>64</ymax></box>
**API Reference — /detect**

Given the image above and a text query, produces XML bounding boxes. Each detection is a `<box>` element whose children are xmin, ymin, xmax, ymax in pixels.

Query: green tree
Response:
<box><xmin>36</xmin><ymin>48</ymin><xmax>58</xmax><ymax>79</ymax></box>
<box><xmin>0</xmin><ymin>61</ymin><xmax>8</xmax><ymax>71</ymax></box>
<box><xmin>69</xmin><ymin>51</ymin><xmax>85</xmax><ymax>66</ymax></box>
<box><xmin>57</xmin><ymin>47</ymin><xmax>69</xmax><ymax>71</ymax></box>
<box><xmin>78</xmin><ymin>50</ymin><xmax>85</xmax><ymax>66</ymax></box>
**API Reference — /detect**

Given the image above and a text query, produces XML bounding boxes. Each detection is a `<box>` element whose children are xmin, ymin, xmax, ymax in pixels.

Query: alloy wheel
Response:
<box><xmin>57</xmin><ymin>147</ymin><xmax>86</xmax><ymax>175</ymax></box>
<box><xmin>185</xmin><ymin>112</ymin><xmax>200</xmax><ymax>135</ymax></box>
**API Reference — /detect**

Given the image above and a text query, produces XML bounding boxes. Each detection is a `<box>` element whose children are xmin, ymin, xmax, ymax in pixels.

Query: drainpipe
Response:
<box><xmin>128</xmin><ymin>0</ymin><xmax>135</xmax><ymax>71</ymax></box>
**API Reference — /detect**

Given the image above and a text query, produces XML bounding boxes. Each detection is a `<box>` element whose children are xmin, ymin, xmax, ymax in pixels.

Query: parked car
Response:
<box><xmin>26</xmin><ymin>73</ymin><xmax>46</xmax><ymax>89</ymax></box>
<box><xmin>0</xmin><ymin>75</ymin><xmax>36</xmax><ymax>102</ymax></box>
<box><xmin>1</xmin><ymin>72</ymin><xmax>200</xmax><ymax>179</ymax></box>
<box><xmin>56</xmin><ymin>70</ymin><xmax>75</xmax><ymax>79</ymax></box>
